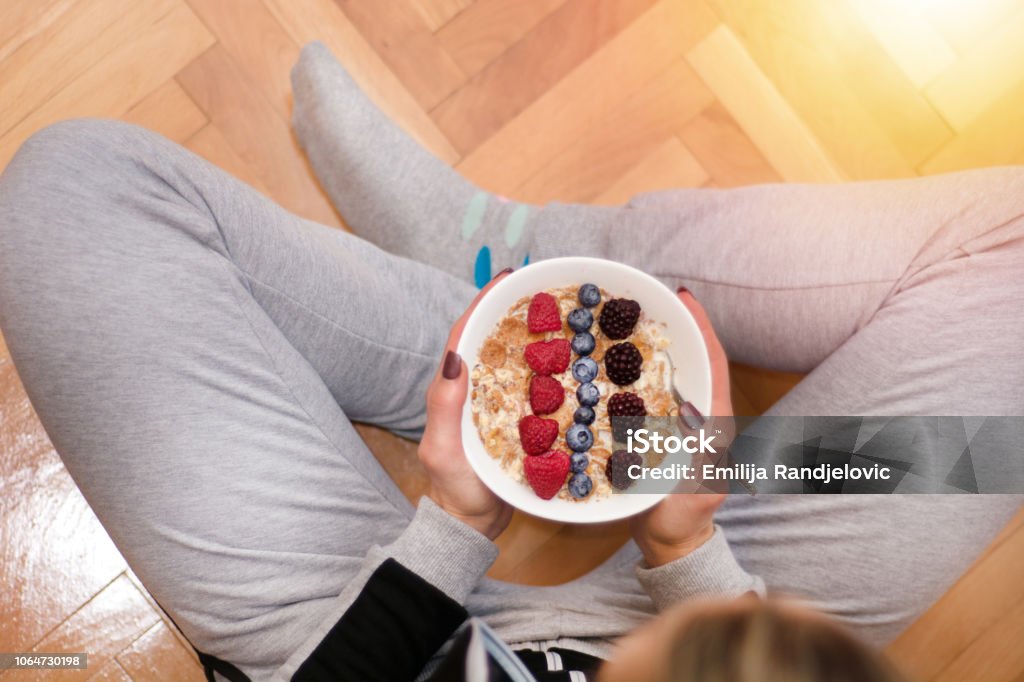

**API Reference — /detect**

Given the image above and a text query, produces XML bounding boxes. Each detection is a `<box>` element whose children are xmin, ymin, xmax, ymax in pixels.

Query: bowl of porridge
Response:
<box><xmin>456</xmin><ymin>257</ymin><xmax>712</xmax><ymax>523</ymax></box>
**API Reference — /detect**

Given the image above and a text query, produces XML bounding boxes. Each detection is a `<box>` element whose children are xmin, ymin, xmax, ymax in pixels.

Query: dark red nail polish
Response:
<box><xmin>677</xmin><ymin>286</ymin><xmax>691</xmax><ymax>296</ymax></box>
<box><xmin>442</xmin><ymin>350</ymin><xmax>462</xmax><ymax>380</ymax></box>
<box><xmin>493</xmin><ymin>267</ymin><xmax>513</xmax><ymax>280</ymax></box>
<box><xmin>680</xmin><ymin>401</ymin><xmax>705</xmax><ymax>430</ymax></box>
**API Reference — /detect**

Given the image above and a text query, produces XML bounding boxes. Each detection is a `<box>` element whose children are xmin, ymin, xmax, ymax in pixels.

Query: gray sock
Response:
<box><xmin>291</xmin><ymin>42</ymin><xmax>611</xmax><ymax>286</ymax></box>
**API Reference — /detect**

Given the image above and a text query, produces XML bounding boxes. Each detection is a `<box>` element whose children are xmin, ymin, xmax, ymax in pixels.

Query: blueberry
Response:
<box><xmin>567</xmin><ymin>307</ymin><xmax>593</xmax><ymax>333</ymax></box>
<box><xmin>570</xmin><ymin>452</ymin><xmax>589</xmax><ymax>473</ymax></box>
<box><xmin>571</xmin><ymin>332</ymin><xmax>595</xmax><ymax>356</ymax></box>
<box><xmin>578</xmin><ymin>283</ymin><xmax>601</xmax><ymax>308</ymax></box>
<box><xmin>568</xmin><ymin>473</ymin><xmax>593</xmax><ymax>498</ymax></box>
<box><xmin>566</xmin><ymin>423</ymin><xmax>594</xmax><ymax>452</ymax></box>
<box><xmin>574</xmin><ymin>406</ymin><xmax>595</xmax><ymax>425</ymax></box>
<box><xmin>572</xmin><ymin>357</ymin><xmax>598</xmax><ymax>383</ymax></box>
<box><xmin>577</xmin><ymin>382</ymin><xmax>600</xmax><ymax>407</ymax></box>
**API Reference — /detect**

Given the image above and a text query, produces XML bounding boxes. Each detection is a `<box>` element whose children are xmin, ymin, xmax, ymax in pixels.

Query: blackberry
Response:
<box><xmin>604</xmin><ymin>342</ymin><xmax>643</xmax><ymax>385</ymax></box>
<box><xmin>606</xmin><ymin>450</ymin><xmax>643</xmax><ymax>491</ymax></box>
<box><xmin>608</xmin><ymin>392</ymin><xmax>647</xmax><ymax>442</ymax></box>
<box><xmin>608</xmin><ymin>392</ymin><xmax>646</xmax><ymax>417</ymax></box>
<box><xmin>598</xmin><ymin>298</ymin><xmax>640</xmax><ymax>339</ymax></box>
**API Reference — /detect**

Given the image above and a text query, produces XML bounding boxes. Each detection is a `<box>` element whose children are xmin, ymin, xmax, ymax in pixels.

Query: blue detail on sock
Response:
<box><xmin>474</xmin><ymin>246</ymin><xmax>492</xmax><ymax>289</ymax></box>
<box><xmin>523</xmin><ymin>253</ymin><xmax>530</xmax><ymax>266</ymax></box>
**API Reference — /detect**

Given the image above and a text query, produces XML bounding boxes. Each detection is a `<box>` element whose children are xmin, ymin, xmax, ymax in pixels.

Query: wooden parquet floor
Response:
<box><xmin>1</xmin><ymin>1</ymin><xmax>1023</xmax><ymax>680</ymax></box>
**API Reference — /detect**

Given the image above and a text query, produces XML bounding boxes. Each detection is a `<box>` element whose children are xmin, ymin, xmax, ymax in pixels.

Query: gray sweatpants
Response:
<box><xmin>0</xmin><ymin>120</ymin><xmax>1020</xmax><ymax>677</ymax></box>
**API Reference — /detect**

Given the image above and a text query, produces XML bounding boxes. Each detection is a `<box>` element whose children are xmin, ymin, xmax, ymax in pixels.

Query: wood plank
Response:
<box><xmin>116</xmin><ymin>622</ymin><xmax>205</xmax><ymax>682</ymax></box>
<box><xmin>456</xmin><ymin>0</ymin><xmax>718</xmax><ymax>194</ymax></box>
<box><xmin>0</xmin><ymin>440</ymin><xmax>126</xmax><ymax>654</ymax></box>
<box><xmin>921</xmin><ymin>79</ymin><xmax>1024</xmax><ymax>174</ymax></box>
<box><xmin>707</xmin><ymin>0</ymin><xmax>929</xmax><ymax>178</ymax></box>
<box><xmin>489</xmin><ymin>513</ymin><xmax>565</xmax><ymax>581</ymax></box>
<box><xmin>176</xmin><ymin>45</ymin><xmax>342</xmax><ymax>228</ymax></box>
<box><xmin>435</xmin><ymin>0</ymin><xmax>567</xmax><ymax>76</ymax></box>
<box><xmin>121</xmin><ymin>79</ymin><xmax>207</xmax><ymax>144</ymax></box>
<box><xmin>184</xmin><ymin>0</ymin><xmax>301</xmax><ymax>117</ymax></box>
<box><xmin>923</xmin><ymin>0</ymin><xmax>1019</xmax><ymax>55</ymax></box>
<box><xmin>593</xmin><ymin>136</ymin><xmax>708</xmax><ymax>205</ymax></box>
<box><xmin>0</xmin><ymin>0</ymin><xmax>74</xmax><ymax>64</ymax></box>
<box><xmin>430</xmin><ymin>0</ymin><xmax>660</xmax><ymax>155</ymax></box>
<box><xmin>728</xmin><ymin>365</ymin><xmax>761</xmax><ymax>418</ymax></box>
<box><xmin>184</xmin><ymin>124</ymin><xmax>271</xmax><ymax>194</ymax></box>
<box><xmin>847</xmin><ymin>0</ymin><xmax>957</xmax><ymax>88</ymax></box>
<box><xmin>728</xmin><ymin>363</ymin><xmax>802</xmax><ymax>414</ymax></box>
<box><xmin>19</xmin><ymin>575</ymin><xmax>160</xmax><ymax>681</ymax></box>
<box><xmin>933</xmin><ymin>595</ymin><xmax>1024</xmax><ymax>682</ymax></box>
<box><xmin>0</xmin><ymin>360</ymin><xmax>65</xmax><ymax>521</ymax></box>
<box><xmin>0</xmin><ymin>0</ymin><xmax>176</xmax><ymax>138</ymax></box>
<box><xmin>678</xmin><ymin>101</ymin><xmax>781</xmax><ymax>187</ymax></box>
<box><xmin>263</xmin><ymin>0</ymin><xmax>459</xmax><ymax>164</ymax></box>
<box><xmin>333</xmin><ymin>0</ymin><xmax>467</xmax><ymax>110</ymax></box>
<box><xmin>410</xmin><ymin>0</ymin><xmax>474</xmax><ymax>32</ymax></box>
<box><xmin>803</xmin><ymin>0</ymin><xmax>954</xmax><ymax>166</ymax></box>
<box><xmin>85</xmin><ymin>660</ymin><xmax>133</xmax><ymax>682</ymax></box>
<box><xmin>0</xmin><ymin>1</ymin><xmax>215</xmax><ymax>168</ymax></box>
<box><xmin>924</xmin><ymin>5</ymin><xmax>1024</xmax><ymax>132</ymax></box>
<box><xmin>686</xmin><ymin>26</ymin><xmax>845</xmax><ymax>183</ymax></box>
<box><xmin>502</xmin><ymin>521</ymin><xmax>631</xmax><ymax>585</ymax></box>
<box><xmin>514</xmin><ymin>58</ymin><xmax>714</xmax><ymax>204</ymax></box>
<box><xmin>887</xmin><ymin>514</ymin><xmax>1024</xmax><ymax>682</ymax></box>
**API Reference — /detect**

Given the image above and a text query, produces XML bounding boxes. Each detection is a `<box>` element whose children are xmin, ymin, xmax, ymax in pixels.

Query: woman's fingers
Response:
<box><xmin>422</xmin><ymin>352</ymin><xmax>468</xmax><ymax>466</ymax></box>
<box><xmin>677</xmin><ymin>288</ymin><xmax>732</xmax><ymax>416</ymax></box>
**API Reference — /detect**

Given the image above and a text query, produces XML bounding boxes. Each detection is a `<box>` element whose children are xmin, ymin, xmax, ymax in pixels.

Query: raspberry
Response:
<box><xmin>524</xmin><ymin>450</ymin><xmax>570</xmax><ymax>499</ymax></box>
<box><xmin>604</xmin><ymin>342</ymin><xmax>643</xmax><ymax>386</ymax></box>
<box><xmin>530</xmin><ymin>375</ymin><xmax>565</xmax><ymax>415</ymax></box>
<box><xmin>518</xmin><ymin>415</ymin><xmax>559</xmax><ymax>455</ymax></box>
<box><xmin>598</xmin><ymin>298</ymin><xmax>640</xmax><ymax>339</ymax></box>
<box><xmin>524</xmin><ymin>339</ymin><xmax>570</xmax><ymax>375</ymax></box>
<box><xmin>608</xmin><ymin>392</ymin><xmax>647</xmax><ymax>442</ymax></box>
<box><xmin>606</xmin><ymin>450</ymin><xmax>643</xmax><ymax>491</ymax></box>
<box><xmin>527</xmin><ymin>292</ymin><xmax>562</xmax><ymax>333</ymax></box>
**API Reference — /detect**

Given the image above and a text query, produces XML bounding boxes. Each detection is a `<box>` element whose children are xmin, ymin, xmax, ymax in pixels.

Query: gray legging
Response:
<box><xmin>0</xmin><ymin>119</ymin><xmax>1020</xmax><ymax>680</ymax></box>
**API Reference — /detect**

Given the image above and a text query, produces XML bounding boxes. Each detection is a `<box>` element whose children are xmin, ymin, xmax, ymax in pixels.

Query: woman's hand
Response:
<box><xmin>630</xmin><ymin>289</ymin><xmax>734</xmax><ymax>567</ymax></box>
<box><xmin>417</xmin><ymin>272</ymin><xmax>514</xmax><ymax>541</ymax></box>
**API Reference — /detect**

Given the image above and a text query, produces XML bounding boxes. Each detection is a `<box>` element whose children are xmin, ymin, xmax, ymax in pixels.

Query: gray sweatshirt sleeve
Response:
<box><xmin>272</xmin><ymin>497</ymin><xmax>498</xmax><ymax>681</ymax></box>
<box><xmin>635</xmin><ymin>525</ymin><xmax>766</xmax><ymax>611</ymax></box>
<box><xmin>374</xmin><ymin>496</ymin><xmax>499</xmax><ymax>602</ymax></box>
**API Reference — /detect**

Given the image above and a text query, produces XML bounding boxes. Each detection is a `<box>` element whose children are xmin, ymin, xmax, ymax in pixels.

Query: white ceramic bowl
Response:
<box><xmin>457</xmin><ymin>257</ymin><xmax>712</xmax><ymax>524</ymax></box>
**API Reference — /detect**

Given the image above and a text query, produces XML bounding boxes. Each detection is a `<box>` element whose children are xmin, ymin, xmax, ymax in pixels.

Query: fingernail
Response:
<box><xmin>680</xmin><ymin>401</ymin><xmax>705</xmax><ymax>430</ymax></box>
<box><xmin>492</xmin><ymin>267</ymin><xmax>513</xmax><ymax>281</ymax></box>
<box><xmin>442</xmin><ymin>350</ymin><xmax>462</xmax><ymax>380</ymax></box>
<box><xmin>677</xmin><ymin>286</ymin><xmax>691</xmax><ymax>296</ymax></box>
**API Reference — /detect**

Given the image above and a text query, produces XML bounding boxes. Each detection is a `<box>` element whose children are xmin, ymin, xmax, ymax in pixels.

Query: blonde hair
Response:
<box><xmin>666</xmin><ymin>598</ymin><xmax>908</xmax><ymax>682</ymax></box>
